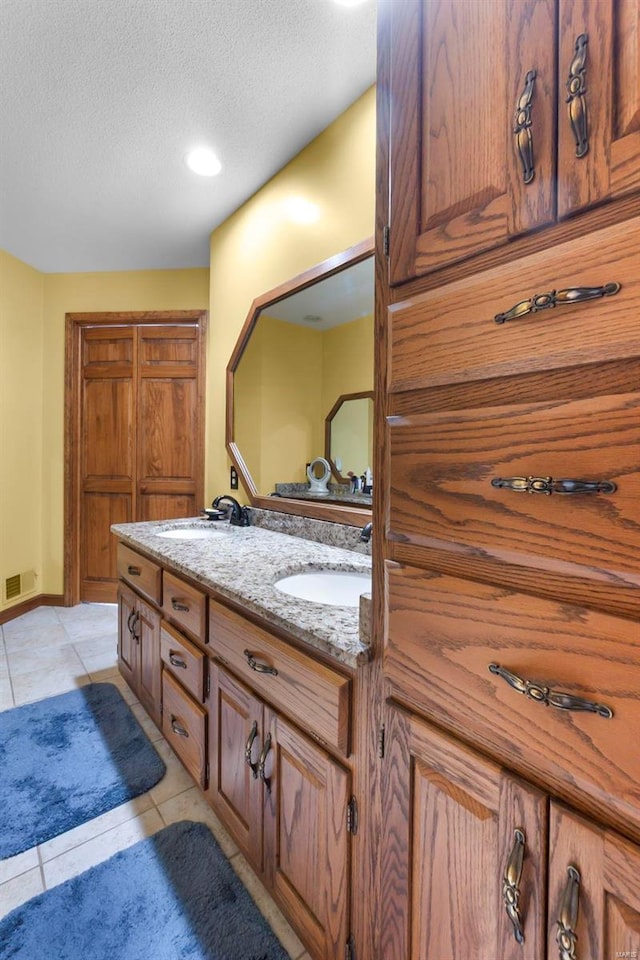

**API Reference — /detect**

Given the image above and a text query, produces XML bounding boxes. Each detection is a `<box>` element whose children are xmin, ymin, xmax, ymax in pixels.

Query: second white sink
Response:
<box><xmin>274</xmin><ymin>570</ymin><xmax>371</xmax><ymax>607</ymax></box>
<box><xmin>156</xmin><ymin>527</ymin><xmax>224</xmax><ymax>540</ymax></box>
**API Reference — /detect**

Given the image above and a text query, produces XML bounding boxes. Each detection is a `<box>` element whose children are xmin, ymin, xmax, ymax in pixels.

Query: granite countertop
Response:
<box><xmin>111</xmin><ymin>516</ymin><xmax>372</xmax><ymax>668</ymax></box>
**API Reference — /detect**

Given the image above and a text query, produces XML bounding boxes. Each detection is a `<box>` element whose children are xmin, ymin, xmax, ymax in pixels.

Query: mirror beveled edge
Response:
<box><xmin>225</xmin><ymin>236</ymin><xmax>374</xmax><ymax>527</ymax></box>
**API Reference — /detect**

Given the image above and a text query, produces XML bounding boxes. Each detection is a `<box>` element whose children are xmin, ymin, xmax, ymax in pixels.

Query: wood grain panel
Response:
<box><xmin>385</xmin><ymin>565</ymin><xmax>640</xmax><ymax>837</ymax></box>
<box><xmin>209</xmin><ymin>598</ymin><xmax>351</xmax><ymax>755</ymax></box>
<box><xmin>160</xmin><ymin>620</ymin><xmax>205</xmax><ymax>701</ymax></box>
<box><xmin>116</xmin><ymin>543</ymin><xmax>161</xmax><ymax>604</ymax></box>
<box><xmin>207</xmin><ymin>664</ymin><xmax>263</xmax><ymax>869</ymax></box>
<box><xmin>388</xmin><ymin>392</ymin><xmax>640</xmax><ymax>591</ymax></box>
<box><xmin>136</xmin><ymin>594</ymin><xmax>161</xmax><ymax>727</ymax></box>
<box><xmin>390</xmin><ymin>215</ymin><xmax>640</xmax><ymax>393</ymax></box>
<box><xmin>139</xmin><ymin>325</ymin><xmax>197</xmax><ymax>367</ymax></box>
<box><xmin>82</xmin><ymin>379</ymin><xmax>133</xmax><ymax>479</ymax></box>
<box><xmin>161</xmin><ymin>669</ymin><xmax>207</xmax><ymax>787</ymax></box>
<box><xmin>82</xmin><ymin>493</ymin><xmax>130</xmax><ymax>590</ymax></box>
<box><xmin>117</xmin><ymin>583</ymin><xmax>138</xmax><ymax>692</ymax></box>
<box><xmin>162</xmin><ymin>571</ymin><xmax>206</xmax><ymax>643</ymax></box>
<box><xmin>389</xmin><ymin>0</ymin><xmax>555</xmax><ymax>283</ymax></box>
<box><xmin>381</xmin><ymin>706</ymin><xmax>546</xmax><ymax>959</ymax></box>
<box><xmin>138</xmin><ymin>494</ymin><xmax>196</xmax><ymax>522</ymax></box>
<box><xmin>138</xmin><ymin>379</ymin><xmax>195</xmax><ymax>479</ymax></box>
<box><xmin>264</xmin><ymin>708</ymin><xmax>350</xmax><ymax>960</ymax></box>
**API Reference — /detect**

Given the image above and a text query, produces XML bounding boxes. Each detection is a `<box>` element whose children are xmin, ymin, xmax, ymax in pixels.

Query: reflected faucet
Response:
<box><xmin>359</xmin><ymin>521</ymin><xmax>372</xmax><ymax>543</ymax></box>
<box><xmin>212</xmin><ymin>495</ymin><xmax>250</xmax><ymax>527</ymax></box>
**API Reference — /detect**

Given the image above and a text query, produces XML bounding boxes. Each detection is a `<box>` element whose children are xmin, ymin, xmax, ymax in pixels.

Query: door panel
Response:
<box><xmin>137</xmin><ymin>596</ymin><xmax>161</xmax><ymax>727</ymax></box>
<box><xmin>81</xmin><ymin>492</ymin><xmax>131</xmax><ymax>601</ymax></box>
<box><xmin>381</xmin><ymin>707</ymin><xmax>547</xmax><ymax>960</ymax></box>
<box><xmin>117</xmin><ymin>583</ymin><xmax>138</xmax><ymax>690</ymax></box>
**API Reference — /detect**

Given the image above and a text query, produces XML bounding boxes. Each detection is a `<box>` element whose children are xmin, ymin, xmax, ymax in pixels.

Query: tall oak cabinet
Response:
<box><xmin>375</xmin><ymin>1</ymin><xmax>640</xmax><ymax>957</ymax></box>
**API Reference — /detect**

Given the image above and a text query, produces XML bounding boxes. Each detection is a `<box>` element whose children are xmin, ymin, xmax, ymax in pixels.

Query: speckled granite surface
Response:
<box><xmin>274</xmin><ymin>482</ymin><xmax>372</xmax><ymax>507</ymax></box>
<box><xmin>249</xmin><ymin>508</ymin><xmax>372</xmax><ymax>556</ymax></box>
<box><xmin>111</xmin><ymin>514</ymin><xmax>372</xmax><ymax>667</ymax></box>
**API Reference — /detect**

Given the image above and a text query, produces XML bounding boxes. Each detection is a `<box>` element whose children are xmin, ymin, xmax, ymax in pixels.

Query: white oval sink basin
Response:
<box><xmin>156</xmin><ymin>527</ymin><xmax>224</xmax><ymax>540</ymax></box>
<box><xmin>274</xmin><ymin>571</ymin><xmax>371</xmax><ymax>606</ymax></box>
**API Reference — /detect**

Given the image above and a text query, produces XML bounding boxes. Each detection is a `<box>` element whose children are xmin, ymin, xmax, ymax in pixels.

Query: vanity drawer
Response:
<box><xmin>117</xmin><ymin>543</ymin><xmax>161</xmax><ymax>605</ymax></box>
<box><xmin>385</xmin><ymin>563</ymin><xmax>640</xmax><ymax>832</ymax></box>
<box><xmin>160</xmin><ymin>620</ymin><xmax>205</xmax><ymax>702</ymax></box>
<box><xmin>208</xmin><ymin>599</ymin><xmax>351</xmax><ymax>756</ymax></box>
<box><xmin>162</xmin><ymin>572</ymin><xmax>207</xmax><ymax>643</ymax></box>
<box><xmin>161</xmin><ymin>669</ymin><xmax>207</xmax><ymax>788</ymax></box>
<box><xmin>390</xmin><ymin>215</ymin><xmax>640</xmax><ymax>393</ymax></box>
<box><xmin>389</xmin><ymin>390</ymin><xmax>640</xmax><ymax>592</ymax></box>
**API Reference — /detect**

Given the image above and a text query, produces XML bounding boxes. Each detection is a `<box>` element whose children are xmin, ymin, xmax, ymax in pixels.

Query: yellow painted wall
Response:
<box><xmin>207</xmin><ymin>85</ymin><xmax>375</xmax><ymax>502</ymax></box>
<box><xmin>321</xmin><ymin>312</ymin><xmax>374</xmax><ymax>414</ymax></box>
<box><xmin>0</xmin><ymin>251</ymin><xmax>45</xmax><ymax>610</ymax></box>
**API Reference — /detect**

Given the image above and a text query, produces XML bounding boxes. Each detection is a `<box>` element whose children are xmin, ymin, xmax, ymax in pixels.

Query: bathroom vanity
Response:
<box><xmin>112</xmin><ymin>512</ymin><xmax>372</xmax><ymax>960</ymax></box>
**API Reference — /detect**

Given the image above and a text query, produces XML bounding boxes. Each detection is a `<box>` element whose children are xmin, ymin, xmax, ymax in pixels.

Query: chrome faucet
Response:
<box><xmin>212</xmin><ymin>495</ymin><xmax>250</xmax><ymax>527</ymax></box>
<box><xmin>359</xmin><ymin>521</ymin><xmax>372</xmax><ymax>543</ymax></box>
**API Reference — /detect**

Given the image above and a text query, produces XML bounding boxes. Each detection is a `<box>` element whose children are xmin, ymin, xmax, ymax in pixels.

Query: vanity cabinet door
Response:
<box><xmin>207</xmin><ymin>664</ymin><xmax>264</xmax><ymax>871</ymax></box>
<box><xmin>381</xmin><ymin>706</ymin><xmax>547</xmax><ymax>960</ymax></box>
<box><xmin>263</xmin><ymin>707</ymin><xmax>351</xmax><ymax>960</ymax></box>
<box><xmin>117</xmin><ymin>581</ymin><xmax>161</xmax><ymax>728</ymax></box>
<box><xmin>117</xmin><ymin>583</ymin><xmax>138</xmax><ymax>692</ymax></box>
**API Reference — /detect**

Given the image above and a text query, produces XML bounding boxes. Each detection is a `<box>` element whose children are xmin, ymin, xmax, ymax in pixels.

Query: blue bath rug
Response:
<box><xmin>0</xmin><ymin>820</ymin><xmax>290</xmax><ymax>960</ymax></box>
<box><xmin>0</xmin><ymin>682</ymin><xmax>165</xmax><ymax>859</ymax></box>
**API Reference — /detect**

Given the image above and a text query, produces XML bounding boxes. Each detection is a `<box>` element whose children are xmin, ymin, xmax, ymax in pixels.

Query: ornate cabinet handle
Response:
<box><xmin>491</xmin><ymin>476</ymin><xmax>617</xmax><ymax>496</ymax></box>
<box><xmin>171</xmin><ymin>598</ymin><xmax>189</xmax><ymax>612</ymax></box>
<box><xmin>489</xmin><ymin>663</ymin><xmax>613</xmax><ymax>718</ymax></box>
<box><xmin>244</xmin><ymin>720</ymin><xmax>259</xmax><ymax>779</ymax></box>
<box><xmin>168</xmin><ymin>652</ymin><xmax>187</xmax><ymax>669</ymax></box>
<box><xmin>170</xmin><ymin>716</ymin><xmax>189</xmax><ymax>738</ymax></box>
<box><xmin>556</xmin><ymin>865</ymin><xmax>581</xmax><ymax>960</ymax></box>
<box><xmin>258</xmin><ymin>732</ymin><xmax>272</xmax><ymax>792</ymax></box>
<box><xmin>514</xmin><ymin>70</ymin><xmax>537</xmax><ymax>184</ymax></box>
<box><xmin>566</xmin><ymin>34</ymin><xmax>589</xmax><ymax>158</ymax></box>
<box><xmin>494</xmin><ymin>281</ymin><xmax>620</xmax><ymax>323</ymax></box>
<box><xmin>130</xmin><ymin>611</ymin><xmax>140</xmax><ymax>644</ymax></box>
<box><xmin>127</xmin><ymin>609</ymin><xmax>136</xmax><ymax>635</ymax></box>
<box><xmin>503</xmin><ymin>828</ymin><xmax>526</xmax><ymax>944</ymax></box>
<box><xmin>127</xmin><ymin>564</ymin><xmax>141</xmax><ymax>576</ymax></box>
<box><xmin>243</xmin><ymin>649</ymin><xmax>278</xmax><ymax>676</ymax></box>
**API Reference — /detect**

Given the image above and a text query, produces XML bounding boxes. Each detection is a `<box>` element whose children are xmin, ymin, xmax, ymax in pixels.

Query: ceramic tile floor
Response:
<box><xmin>0</xmin><ymin>602</ymin><xmax>311</xmax><ymax>960</ymax></box>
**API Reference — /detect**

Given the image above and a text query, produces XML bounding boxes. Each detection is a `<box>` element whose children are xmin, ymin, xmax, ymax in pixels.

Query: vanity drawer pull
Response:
<box><xmin>171</xmin><ymin>598</ymin><xmax>190</xmax><ymax>612</ymax></box>
<box><xmin>170</xmin><ymin>715</ymin><xmax>189</xmax><ymax>738</ymax></box>
<box><xmin>258</xmin><ymin>732</ymin><xmax>272</xmax><ymax>792</ymax></box>
<box><xmin>489</xmin><ymin>663</ymin><xmax>613</xmax><ymax>718</ymax></box>
<box><xmin>556</xmin><ymin>865</ymin><xmax>581</xmax><ymax>960</ymax></box>
<box><xmin>491</xmin><ymin>475</ymin><xmax>617</xmax><ymax>496</ymax></box>
<box><xmin>127</xmin><ymin>564</ymin><xmax>141</xmax><ymax>576</ymax></box>
<box><xmin>244</xmin><ymin>720</ymin><xmax>259</xmax><ymax>779</ymax></box>
<box><xmin>169</xmin><ymin>652</ymin><xmax>187</xmax><ymax>669</ymax></box>
<box><xmin>244</xmin><ymin>649</ymin><xmax>278</xmax><ymax>676</ymax></box>
<box><xmin>502</xmin><ymin>828</ymin><xmax>526</xmax><ymax>944</ymax></box>
<box><xmin>494</xmin><ymin>281</ymin><xmax>620</xmax><ymax>324</ymax></box>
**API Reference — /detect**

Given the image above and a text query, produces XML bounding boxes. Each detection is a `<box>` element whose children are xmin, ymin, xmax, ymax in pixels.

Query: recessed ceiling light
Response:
<box><xmin>185</xmin><ymin>148</ymin><xmax>221</xmax><ymax>177</ymax></box>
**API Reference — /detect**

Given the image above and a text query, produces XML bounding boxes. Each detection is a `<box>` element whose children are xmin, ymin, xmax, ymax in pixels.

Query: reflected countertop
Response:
<box><xmin>111</xmin><ymin>516</ymin><xmax>372</xmax><ymax>668</ymax></box>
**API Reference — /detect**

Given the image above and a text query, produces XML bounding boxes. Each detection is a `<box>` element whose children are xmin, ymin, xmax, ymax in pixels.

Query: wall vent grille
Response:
<box><xmin>4</xmin><ymin>570</ymin><xmax>36</xmax><ymax>602</ymax></box>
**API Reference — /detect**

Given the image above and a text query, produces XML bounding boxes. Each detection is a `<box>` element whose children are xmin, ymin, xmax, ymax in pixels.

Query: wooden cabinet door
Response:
<box><xmin>117</xmin><ymin>582</ymin><xmax>138</xmax><ymax>691</ymax></box>
<box><xmin>207</xmin><ymin>664</ymin><xmax>264</xmax><ymax>870</ymax></box>
<box><xmin>263</xmin><ymin>709</ymin><xmax>351</xmax><ymax>960</ymax></box>
<box><xmin>548</xmin><ymin>803</ymin><xmax>640</xmax><ymax>959</ymax></box>
<box><xmin>381</xmin><ymin>707</ymin><xmax>547</xmax><ymax>960</ymax></box>
<box><xmin>136</xmin><ymin>594</ymin><xmax>161</xmax><ymax>727</ymax></box>
<box><xmin>558</xmin><ymin>0</ymin><xmax>640</xmax><ymax>219</ymax></box>
<box><xmin>385</xmin><ymin>0</ymin><xmax>556</xmax><ymax>285</ymax></box>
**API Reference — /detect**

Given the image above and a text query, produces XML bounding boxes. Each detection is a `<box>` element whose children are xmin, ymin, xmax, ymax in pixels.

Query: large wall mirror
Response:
<box><xmin>226</xmin><ymin>237</ymin><xmax>374</xmax><ymax>525</ymax></box>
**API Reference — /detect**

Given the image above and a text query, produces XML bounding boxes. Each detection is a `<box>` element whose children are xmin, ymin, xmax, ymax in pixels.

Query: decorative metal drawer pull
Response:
<box><xmin>244</xmin><ymin>720</ymin><xmax>259</xmax><ymax>779</ymax></box>
<box><xmin>556</xmin><ymin>865</ymin><xmax>581</xmax><ymax>960</ymax></box>
<box><xmin>169</xmin><ymin>652</ymin><xmax>187</xmax><ymax>669</ymax></box>
<box><xmin>244</xmin><ymin>649</ymin><xmax>278</xmax><ymax>676</ymax></box>
<box><xmin>566</xmin><ymin>33</ymin><xmax>589</xmax><ymax>158</ymax></box>
<box><xmin>170</xmin><ymin>716</ymin><xmax>189</xmax><ymax>738</ymax></box>
<box><xmin>503</xmin><ymin>828</ymin><xmax>526</xmax><ymax>944</ymax></box>
<box><xmin>494</xmin><ymin>281</ymin><xmax>620</xmax><ymax>323</ymax></box>
<box><xmin>489</xmin><ymin>663</ymin><xmax>613</xmax><ymax>718</ymax></box>
<box><xmin>127</xmin><ymin>564</ymin><xmax>141</xmax><ymax>576</ymax></box>
<box><xmin>491</xmin><ymin>476</ymin><xmax>617</xmax><ymax>496</ymax></box>
<box><xmin>514</xmin><ymin>69</ymin><xmax>537</xmax><ymax>184</ymax></box>
<box><xmin>171</xmin><ymin>598</ymin><xmax>189</xmax><ymax>612</ymax></box>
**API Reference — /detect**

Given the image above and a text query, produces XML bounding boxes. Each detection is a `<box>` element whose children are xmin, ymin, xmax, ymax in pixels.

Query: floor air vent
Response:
<box><xmin>4</xmin><ymin>570</ymin><xmax>36</xmax><ymax>602</ymax></box>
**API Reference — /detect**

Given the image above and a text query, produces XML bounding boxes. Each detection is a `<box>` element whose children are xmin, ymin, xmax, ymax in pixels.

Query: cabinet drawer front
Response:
<box><xmin>161</xmin><ymin>670</ymin><xmax>207</xmax><ymax>787</ymax></box>
<box><xmin>209</xmin><ymin>600</ymin><xmax>351</xmax><ymax>756</ymax></box>
<box><xmin>162</xmin><ymin>571</ymin><xmax>207</xmax><ymax>643</ymax></box>
<box><xmin>385</xmin><ymin>564</ymin><xmax>640</xmax><ymax>833</ymax></box>
<box><xmin>116</xmin><ymin>543</ymin><xmax>161</xmax><ymax>604</ymax></box>
<box><xmin>390</xmin><ymin>216</ymin><xmax>640</xmax><ymax>392</ymax></box>
<box><xmin>389</xmin><ymin>391</ymin><xmax>640</xmax><ymax>590</ymax></box>
<box><xmin>160</xmin><ymin>620</ymin><xmax>205</xmax><ymax>702</ymax></box>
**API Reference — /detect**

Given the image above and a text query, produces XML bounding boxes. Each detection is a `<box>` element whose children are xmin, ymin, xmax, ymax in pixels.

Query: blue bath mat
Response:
<box><xmin>0</xmin><ymin>820</ymin><xmax>290</xmax><ymax>960</ymax></box>
<box><xmin>0</xmin><ymin>682</ymin><xmax>165</xmax><ymax>859</ymax></box>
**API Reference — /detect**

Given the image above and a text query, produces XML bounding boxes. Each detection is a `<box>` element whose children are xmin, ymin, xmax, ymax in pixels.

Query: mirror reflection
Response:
<box><xmin>232</xmin><ymin>250</ymin><xmax>374</xmax><ymax>507</ymax></box>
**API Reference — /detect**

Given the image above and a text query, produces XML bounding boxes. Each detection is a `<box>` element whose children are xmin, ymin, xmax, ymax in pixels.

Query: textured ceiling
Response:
<box><xmin>0</xmin><ymin>0</ymin><xmax>376</xmax><ymax>273</ymax></box>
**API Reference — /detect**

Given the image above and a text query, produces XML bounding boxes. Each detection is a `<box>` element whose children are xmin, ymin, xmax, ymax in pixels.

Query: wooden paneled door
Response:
<box><xmin>65</xmin><ymin>311</ymin><xmax>207</xmax><ymax>603</ymax></box>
